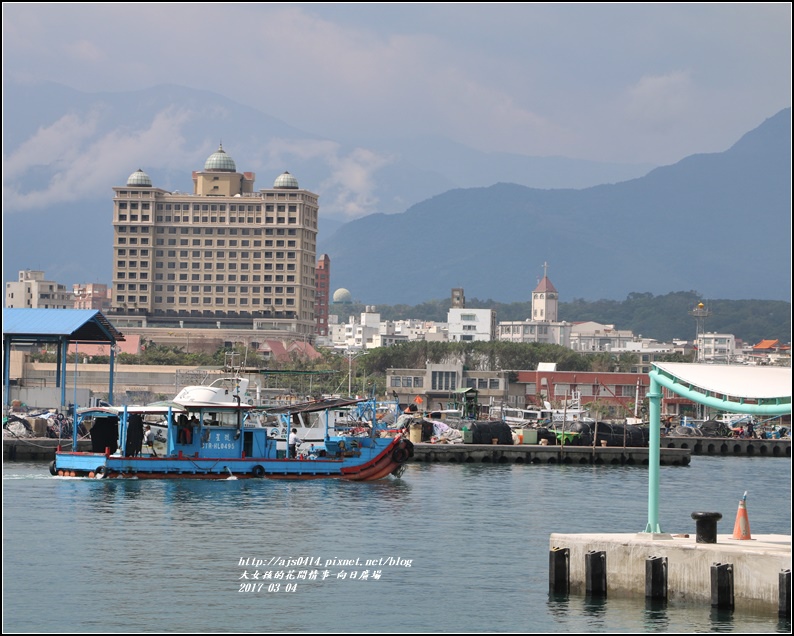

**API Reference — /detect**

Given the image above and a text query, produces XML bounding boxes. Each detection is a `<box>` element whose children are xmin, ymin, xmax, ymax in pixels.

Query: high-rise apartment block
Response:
<box><xmin>315</xmin><ymin>254</ymin><xmax>331</xmax><ymax>336</ymax></box>
<box><xmin>109</xmin><ymin>146</ymin><xmax>318</xmax><ymax>340</ymax></box>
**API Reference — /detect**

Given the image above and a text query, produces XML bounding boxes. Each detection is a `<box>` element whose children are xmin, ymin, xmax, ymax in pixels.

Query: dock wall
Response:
<box><xmin>410</xmin><ymin>443</ymin><xmax>691</xmax><ymax>466</ymax></box>
<box><xmin>550</xmin><ymin>532</ymin><xmax>791</xmax><ymax>614</ymax></box>
<box><xmin>663</xmin><ymin>437</ymin><xmax>790</xmax><ymax>458</ymax></box>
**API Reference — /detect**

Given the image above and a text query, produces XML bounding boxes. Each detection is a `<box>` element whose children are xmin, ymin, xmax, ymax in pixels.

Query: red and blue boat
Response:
<box><xmin>50</xmin><ymin>395</ymin><xmax>413</xmax><ymax>480</ymax></box>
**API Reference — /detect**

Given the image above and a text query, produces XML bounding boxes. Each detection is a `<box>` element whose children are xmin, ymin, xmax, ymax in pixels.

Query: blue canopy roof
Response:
<box><xmin>2</xmin><ymin>308</ymin><xmax>124</xmax><ymax>344</ymax></box>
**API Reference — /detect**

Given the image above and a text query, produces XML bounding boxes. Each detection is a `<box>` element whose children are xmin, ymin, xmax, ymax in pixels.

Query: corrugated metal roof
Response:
<box><xmin>2</xmin><ymin>308</ymin><xmax>124</xmax><ymax>343</ymax></box>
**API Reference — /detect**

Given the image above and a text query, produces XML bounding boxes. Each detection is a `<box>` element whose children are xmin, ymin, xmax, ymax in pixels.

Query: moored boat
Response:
<box><xmin>489</xmin><ymin>396</ymin><xmax>595</xmax><ymax>428</ymax></box>
<box><xmin>50</xmin><ymin>397</ymin><xmax>413</xmax><ymax>481</ymax></box>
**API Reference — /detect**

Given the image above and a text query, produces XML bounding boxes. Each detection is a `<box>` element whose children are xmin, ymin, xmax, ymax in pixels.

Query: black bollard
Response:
<box><xmin>585</xmin><ymin>550</ymin><xmax>607</xmax><ymax>598</ymax></box>
<box><xmin>645</xmin><ymin>555</ymin><xmax>668</xmax><ymax>600</ymax></box>
<box><xmin>710</xmin><ymin>562</ymin><xmax>734</xmax><ymax>609</ymax></box>
<box><xmin>691</xmin><ymin>511</ymin><xmax>723</xmax><ymax>543</ymax></box>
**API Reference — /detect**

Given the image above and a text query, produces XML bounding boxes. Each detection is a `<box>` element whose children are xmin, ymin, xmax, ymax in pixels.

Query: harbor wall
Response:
<box><xmin>550</xmin><ymin>532</ymin><xmax>791</xmax><ymax>614</ymax></box>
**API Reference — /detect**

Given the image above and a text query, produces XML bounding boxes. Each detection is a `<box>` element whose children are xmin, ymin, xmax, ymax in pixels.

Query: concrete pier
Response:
<box><xmin>663</xmin><ymin>436</ymin><xmax>790</xmax><ymax>458</ymax></box>
<box><xmin>549</xmin><ymin>531</ymin><xmax>791</xmax><ymax>614</ymax></box>
<box><xmin>3</xmin><ymin>438</ymin><xmax>92</xmax><ymax>461</ymax></box>
<box><xmin>410</xmin><ymin>443</ymin><xmax>691</xmax><ymax>466</ymax></box>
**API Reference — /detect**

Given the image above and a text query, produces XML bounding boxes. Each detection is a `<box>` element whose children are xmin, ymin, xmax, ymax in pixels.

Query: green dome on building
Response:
<box><xmin>204</xmin><ymin>144</ymin><xmax>237</xmax><ymax>172</ymax></box>
<box><xmin>126</xmin><ymin>168</ymin><xmax>152</xmax><ymax>187</ymax></box>
<box><xmin>274</xmin><ymin>171</ymin><xmax>299</xmax><ymax>189</ymax></box>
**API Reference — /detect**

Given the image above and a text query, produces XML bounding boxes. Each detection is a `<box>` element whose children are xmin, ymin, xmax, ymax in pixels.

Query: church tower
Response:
<box><xmin>531</xmin><ymin>262</ymin><xmax>558</xmax><ymax>322</ymax></box>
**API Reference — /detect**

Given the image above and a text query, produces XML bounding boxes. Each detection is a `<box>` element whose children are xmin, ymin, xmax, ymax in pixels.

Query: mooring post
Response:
<box><xmin>548</xmin><ymin>547</ymin><xmax>569</xmax><ymax>595</ymax></box>
<box><xmin>645</xmin><ymin>555</ymin><xmax>668</xmax><ymax>600</ymax></box>
<box><xmin>780</xmin><ymin>569</ymin><xmax>792</xmax><ymax>619</ymax></box>
<box><xmin>692</xmin><ymin>511</ymin><xmax>722</xmax><ymax>543</ymax></box>
<box><xmin>710</xmin><ymin>562</ymin><xmax>734</xmax><ymax>609</ymax></box>
<box><xmin>585</xmin><ymin>550</ymin><xmax>607</xmax><ymax>597</ymax></box>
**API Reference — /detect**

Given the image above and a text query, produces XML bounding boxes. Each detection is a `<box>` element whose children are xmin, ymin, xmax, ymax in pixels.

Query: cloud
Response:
<box><xmin>3</xmin><ymin>108</ymin><xmax>195</xmax><ymax>211</ymax></box>
<box><xmin>261</xmin><ymin>139</ymin><xmax>394</xmax><ymax>219</ymax></box>
<box><xmin>65</xmin><ymin>39</ymin><xmax>105</xmax><ymax>64</ymax></box>
<box><xmin>624</xmin><ymin>71</ymin><xmax>694</xmax><ymax>130</ymax></box>
<box><xmin>2</xmin><ymin>110</ymin><xmax>100</xmax><ymax>180</ymax></box>
<box><xmin>2</xmin><ymin>4</ymin><xmax>790</xmax><ymax>168</ymax></box>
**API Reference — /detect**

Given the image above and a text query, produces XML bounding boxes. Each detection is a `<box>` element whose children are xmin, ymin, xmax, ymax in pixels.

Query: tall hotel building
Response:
<box><xmin>110</xmin><ymin>146</ymin><xmax>318</xmax><ymax>340</ymax></box>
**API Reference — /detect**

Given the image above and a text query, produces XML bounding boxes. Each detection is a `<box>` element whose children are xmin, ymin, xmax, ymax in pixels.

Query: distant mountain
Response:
<box><xmin>2</xmin><ymin>80</ymin><xmax>655</xmax><ymax>289</ymax></box>
<box><xmin>318</xmin><ymin>109</ymin><xmax>792</xmax><ymax>304</ymax></box>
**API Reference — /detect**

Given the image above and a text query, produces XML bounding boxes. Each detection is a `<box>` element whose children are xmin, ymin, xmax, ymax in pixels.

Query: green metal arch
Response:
<box><xmin>649</xmin><ymin>369</ymin><xmax>791</xmax><ymax>416</ymax></box>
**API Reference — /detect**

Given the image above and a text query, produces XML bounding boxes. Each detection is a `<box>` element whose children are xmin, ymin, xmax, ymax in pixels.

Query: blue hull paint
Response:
<box><xmin>52</xmin><ymin>399</ymin><xmax>414</xmax><ymax>480</ymax></box>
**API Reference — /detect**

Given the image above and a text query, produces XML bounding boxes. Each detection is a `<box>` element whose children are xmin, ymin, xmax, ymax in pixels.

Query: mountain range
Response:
<box><xmin>2</xmin><ymin>81</ymin><xmax>790</xmax><ymax>306</ymax></box>
<box><xmin>319</xmin><ymin>108</ymin><xmax>792</xmax><ymax>304</ymax></box>
<box><xmin>2</xmin><ymin>80</ymin><xmax>653</xmax><ymax>292</ymax></box>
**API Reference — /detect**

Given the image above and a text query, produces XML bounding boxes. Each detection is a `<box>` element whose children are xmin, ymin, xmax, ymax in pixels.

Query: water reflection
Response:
<box><xmin>547</xmin><ymin>592</ymin><xmax>571</xmax><ymax>619</ymax></box>
<box><xmin>582</xmin><ymin>594</ymin><xmax>608</xmax><ymax>617</ymax></box>
<box><xmin>643</xmin><ymin>597</ymin><xmax>670</xmax><ymax>631</ymax></box>
<box><xmin>709</xmin><ymin>606</ymin><xmax>735</xmax><ymax>632</ymax></box>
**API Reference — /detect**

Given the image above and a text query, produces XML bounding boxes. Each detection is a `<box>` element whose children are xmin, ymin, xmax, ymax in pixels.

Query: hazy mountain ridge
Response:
<box><xmin>3</xmin><ymin>80</ymin><xmax>656</xmax><ymax>288</ymax></box>
<box><xmin>319</xmin><ymin>109</ymin><xmax>791</xmax><ymax>304</ymax></box>
<box><xmin>1</xmin><ymin>82</ymin><xmax>789</xmax><ymax>308</ymax></box>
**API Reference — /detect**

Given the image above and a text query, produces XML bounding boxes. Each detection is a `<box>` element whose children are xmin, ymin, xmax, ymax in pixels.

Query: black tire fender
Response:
<box><xmin>392</xmin><ymin>447</ymin><xmax>409</xmax><ymax>463</ymax></box>
<box><xmin>49</xmin><ymin>460</ymin><xmax>58</xmax><ymax>476</ymax></box>
<box><xmin>95</xmin><ymin>466</ymin><xmax>106</xmax><ymax>479</ymax></box>
<box><xmin>252</xmin><ymin>465</ymin><xmax>265</xmax><ymax>478</ymax></box>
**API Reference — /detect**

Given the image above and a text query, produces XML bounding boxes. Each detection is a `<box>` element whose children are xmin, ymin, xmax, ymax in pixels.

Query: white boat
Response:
<box><xmin>173</xmin><ymin>376</ymin><xmax>253</xmax><ymax>406</ymax></box>
<box><xmin>490</xmin><ymin>392</ymin><xmax>594</xmax><ymax>427</ymax></box>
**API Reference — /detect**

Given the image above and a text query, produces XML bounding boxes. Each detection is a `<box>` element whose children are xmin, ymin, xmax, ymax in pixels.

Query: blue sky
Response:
<box><xmin>3</xmin><ymin>3</ymin><xmax>790</xmax><ymax>166</ymax></box>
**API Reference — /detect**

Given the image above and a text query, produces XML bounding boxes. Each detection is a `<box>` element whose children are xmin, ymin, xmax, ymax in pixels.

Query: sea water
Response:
<box><xmin>3</xmin><ymin>456</ymin><xmax>791</xmax><ymax>633</ymax></box>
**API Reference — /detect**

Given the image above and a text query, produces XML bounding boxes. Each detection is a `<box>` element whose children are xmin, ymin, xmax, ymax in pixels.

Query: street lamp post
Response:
<box><xmin>346</xmin><ymin>349</ymin><xmax>367</xmax><ymax>397</ymax></box>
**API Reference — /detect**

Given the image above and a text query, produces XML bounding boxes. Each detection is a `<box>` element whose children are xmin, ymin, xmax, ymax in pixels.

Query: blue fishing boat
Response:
<box><xmin>49</xmin><ymin>396</ymin><xmax>413</xmax><ymax>481</ymax></box>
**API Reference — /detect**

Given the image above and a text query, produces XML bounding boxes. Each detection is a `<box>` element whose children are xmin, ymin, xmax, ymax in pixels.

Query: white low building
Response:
<box><xmin>5</xmin><ymin>270</ymin><xmax>75</xmax><ymax>309</ymax></box>
<box><xmin>569</xmin><ymin>321</ymin><xmax>635</xmax><ymax>352</ymax></box>
<box><xmin>696</xmin><ymin>332</ymin><xmax>737</xmax><ymax>364</ymax></box>
<box><xmin>447</xmin><ymin>308</ymin><xmax>496</xmax><ymax>342</ymax></box>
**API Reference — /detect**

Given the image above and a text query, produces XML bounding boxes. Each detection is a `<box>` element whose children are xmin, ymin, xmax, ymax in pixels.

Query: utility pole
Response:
<box><xmin>346</xmin><ymin>349</ymin><xmax>367</xmax><ymax>397</ymax></box>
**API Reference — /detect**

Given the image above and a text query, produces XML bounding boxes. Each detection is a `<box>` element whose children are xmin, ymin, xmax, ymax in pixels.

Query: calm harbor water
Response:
<box><xmin>3</xmin><ymin>456</ymin><xmax>791</xmax><ymax>633</ymax></box>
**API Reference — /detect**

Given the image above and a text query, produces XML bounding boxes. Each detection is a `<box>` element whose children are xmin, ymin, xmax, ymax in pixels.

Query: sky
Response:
<box><xmin>3</xmin><ymin>3</ymin><xmax>791</xmax><ymax>167</ymax></box>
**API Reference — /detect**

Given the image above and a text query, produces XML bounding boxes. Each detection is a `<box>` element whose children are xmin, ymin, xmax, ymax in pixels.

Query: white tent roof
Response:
<box><xmin>652</xmin><ymin>362</ymin><xmax>791</xmax><ymax>400</ymax></box>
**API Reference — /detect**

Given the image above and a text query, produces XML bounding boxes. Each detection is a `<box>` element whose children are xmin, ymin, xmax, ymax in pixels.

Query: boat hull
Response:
<box><xmin>53</xmin><ymin>436</ymin><xmax>414</xmax><ymax>482</ymax></box>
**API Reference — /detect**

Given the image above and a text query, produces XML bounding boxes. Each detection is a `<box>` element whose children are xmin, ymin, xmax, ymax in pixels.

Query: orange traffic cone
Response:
<box><xmin>732</xmin><ymin>491</ymin><xmax>752</xmax><ymax>540</ymax></box>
